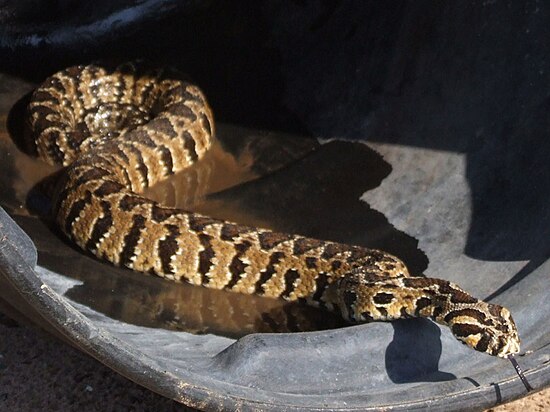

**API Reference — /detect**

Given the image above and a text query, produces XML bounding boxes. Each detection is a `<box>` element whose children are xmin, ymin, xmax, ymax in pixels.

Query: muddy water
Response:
<box><xmin>0</xmin><ymin>74</ymin><xmax>346</xmax><ymax>337</ymax></box>
<box><xmin>0</xmin><ymin>73</ymin><xmax>427</xmax><ymax>338</ymax></box>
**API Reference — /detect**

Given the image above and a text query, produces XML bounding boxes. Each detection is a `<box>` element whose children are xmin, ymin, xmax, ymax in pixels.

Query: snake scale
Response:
<box><xmin>25</xmin><ymin>62</ymin><xmax>521</xmax><ymax>359</ymax></box>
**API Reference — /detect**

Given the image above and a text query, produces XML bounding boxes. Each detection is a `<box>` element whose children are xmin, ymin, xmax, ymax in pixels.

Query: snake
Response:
<box><xmin>24</xmin><ymin>62</ymin><xmax>521</xmax><ymax>359</ymax></box>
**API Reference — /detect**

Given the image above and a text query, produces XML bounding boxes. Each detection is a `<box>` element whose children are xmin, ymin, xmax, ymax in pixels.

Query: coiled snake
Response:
<box><xmin>25</xmin><ymin>62</ymin><xmax>522</xmax><ymax>361</ymax></box>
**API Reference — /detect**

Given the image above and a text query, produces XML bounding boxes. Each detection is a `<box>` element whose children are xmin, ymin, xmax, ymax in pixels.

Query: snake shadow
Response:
<box><xmin>202</xmin><ymin>140</ymin><xmax>456</xmax><ymax>382</ymax></box>
<box><xmin>202</xmin><ymin>140</ymin><xmax>429</xmax><ymax>276</ymax></box>
<box><xmin>386</xmin><ymin>319</ymin><xmax>456</xmax><ymax>383</ymax></box>
<box><xmin>6</xmin><ymin>92</ymin><xmax>30</xmax><ymax>151</ymax></box>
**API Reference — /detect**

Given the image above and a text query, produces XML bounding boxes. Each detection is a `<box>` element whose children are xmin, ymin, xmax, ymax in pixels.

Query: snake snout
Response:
<box><xmin>475</xmin><ymin>305</ymin><xmax>521</xmax><ymax>357</ymax></box>
<box><xmin>491</xmin><ymin>308</ymin><xmax>521</xmax><ymax>358</ymax></box>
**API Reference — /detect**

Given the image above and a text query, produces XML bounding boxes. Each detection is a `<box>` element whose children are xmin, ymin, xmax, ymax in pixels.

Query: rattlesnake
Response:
<box><xmin>25</xmin><ymin>62</ymin><xmax>521</xmax><ymax>359</ymax></box>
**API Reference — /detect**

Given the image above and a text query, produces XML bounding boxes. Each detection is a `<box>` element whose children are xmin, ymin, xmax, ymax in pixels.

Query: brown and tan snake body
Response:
<box><xmin>25</xmin><ymin>62</ymin><xmax>521</xmax><ymax>357</ymax></box>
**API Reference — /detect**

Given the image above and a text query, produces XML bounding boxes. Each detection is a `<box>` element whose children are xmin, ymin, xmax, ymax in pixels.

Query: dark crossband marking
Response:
<box><xmin>179</xmin><ymin>87</ymin><xmax>203</xmax><ymax>104</ymax></box>
<box><xmin>451</xmin><ymin>323</ymin><xmax>485</xmax><ymax>338</ymax></box>
<box><xmin>293</xmin><ymin>237</ymin><xmax>324</xmax><ymax>255</ymax></box>
<box><xmin>85</xmin><ymin>200</ymin><xmax>113</xmax><ymax>253</ymax></box>
<box><xmin>188</xmin><ymin>215</ymin><xmax>220</xmax><ymax>232</ymax></box>
<box><xmin>225</xmin><ymin>241</ymin><xmax>252</xmax><ymax>290</ymax></box>
<box><xmin>64</xmin><ymin>190</ymin><xmax>92</xmax><ymax>235</ymax></box>
<box><xmin>158</xmin><ymin>145</ymin><xmax>174</xmax><ymax>175</ymax></box>
<box><xmin>200</xmin><ymin>113</ymin><xmax>212</xmax><ymax>135</ymax></box>
<box><xmin>226</xmin><ymin>256</ymin><xmax>247</xmax><ymax>289</ymax></box>
<box><xmin>149</xmin><ymin>117</ymin><xmax>178</xmax><ymax>139</ymax></box>
<box><xmin>73</xmin><ymin>167</ymin><xmax>110</xmax><ymax>187</ymax></box>
<box><xmin>94</xmin><ymin>180</ymin><xmax>124</xmax><ymax>197</ymax></box>
<box><xmin>132</xmin><ymin>129</ymin><xmax>156</xmax><ymax>148</ymax></box>
<box><xmin>197</xmin><ymin>233</ymin><xmax>215</xmax><ymax>284</ymax></box>
<box><xmin>158</xmin><ymin>224</ymin><xmax>180</xmax><ymax>275</ymax></box>
<box><xmin>321</xmin><ymin>243</ymin><xmax>350</xmax><ymax>260</ymax></box>
<box><xmin>254</xmin><ymin>251</ymin><xmax>285</xmax><ymax>294</ymax></box>
<box><xmin>311</xmin><ymin>272</ymin><xmax>328</xmax><ymax>303</ymax></box>
<box><xmin>331</xmin><ymin>260</ymin><xmax>342</xmax><ymax>271</ymax></box>
<box><xmin>414</xmin><ymin>297</ymin><xmax>432</xmax><ymax>314</ymax></box>
<box><xmin>258</xmin><ymin>232</ymin><xmax>293</xmax><ymax>250</ymax></box>
<box><xmin>119</xmin><ymin>195</ymin><xmax>149</xmax><ymax>211</ymax></box>
<box><xmin>444</xmin><ymin>308</ymin><xmax>486</xmax><ymax>324</ymax></box>
<box><xmin>373</xmin><ymin>292</ymin><xmax>393</xmax><ymax>305</ymax></box>
<box><xmin>126</xmin><ymin>143</ymin><xmax>149</xmax><ymax>187</ymax></box>
<box><xmin>119</xmin><ymin>214</ymin><xmax>146</xmax><ymax>267</ymax></box>
<box><xmin>342</xmin><ymin>290</ymin><xmax>357</xmax><ymax>319</ymax></box>
<box><xmin>181</xmin><ymin>130</ymin><xmax>198</xmax><ymax>161</ymax></box>
<box><xmin>167</xmin><ymin>102</ymin><xmax>197</xmax><ymax>121</ymax></box>
<box><xmin>220</xmin><ymin>224</ymin><xmax>251</xmax><ymax>241</ymax></box>
<box><xmin>305</xmin><ymin>257</ymin><xmax>318</xmax><ymax>269</ymax></box>
<box><xmin>151</xmin><ymin>205</ymin><xmax>178</xmax><ymax>222</ymax></box>
<box><xmin>281</xmin><ymin>269</ymin><xmax>300</xmax><ymax>299</ymax></box>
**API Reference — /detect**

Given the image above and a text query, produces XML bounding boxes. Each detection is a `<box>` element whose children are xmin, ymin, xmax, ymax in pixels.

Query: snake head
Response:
<box><xmin>448</xmin><ymin>303</ymin><xmax>520</xmax><ymax>358</ymax></box>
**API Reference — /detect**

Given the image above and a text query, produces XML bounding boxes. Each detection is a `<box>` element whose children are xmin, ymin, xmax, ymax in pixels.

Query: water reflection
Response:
<box><xmin>63</xmin><ymin>259</ymin><xmax>347</xmax><ymax>339</ymax></box>
<box><xmin>4</xmin><ymin>87</ymin><xmax>427</xmax><ymax>337</ymax></box>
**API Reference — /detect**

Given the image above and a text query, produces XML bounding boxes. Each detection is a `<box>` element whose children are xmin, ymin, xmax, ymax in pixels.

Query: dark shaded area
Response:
<box><xmin>0</xmin><ymin>134</ymin><xmax>18</xmax><ymax>213</ymax></box>
<box><xmin>484</xmin><ymin>254</ymin><xmax>549</xmax><ymax>302</ymax></box>
<box><xmin>0</xmin><ymin>1</ymin><xmax>308</xmax><ymax>134</ymax></box>
<box><xmin>5</xmin><ymin>91</ymin><xmax>33</xmax><ymax>156</ymax></box>
<box><xmin>385</xmin><ymin>319</ymin><xmax>455</xmax><ymax>383</ymax></box>
<box><xmin>260</xmin><ymin>1</ymin><xmax>550</xmax><ymax>270</ymax></box>
<box><xmin>0</xmin><ymin>0</ymin><xmax>180</xmax><ymax>27</ymax></box>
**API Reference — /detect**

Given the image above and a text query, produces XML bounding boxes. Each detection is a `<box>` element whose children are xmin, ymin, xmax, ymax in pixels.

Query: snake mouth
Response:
<box><xmin>494</xmin><ymin>308</ymin><xmax>521</xmax><ymax>358</ymax></box>
<box><xmin>495</xmin><ymin>335</ymin><xmax>521</xmax><ymax>358</ymax></box>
